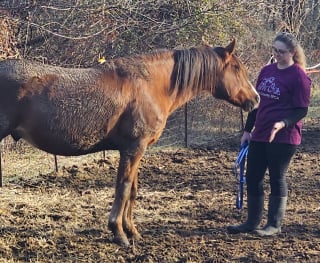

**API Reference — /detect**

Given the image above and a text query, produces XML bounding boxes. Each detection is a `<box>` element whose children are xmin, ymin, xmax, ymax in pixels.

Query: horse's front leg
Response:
<box><xmin>122</xmin><ymin>172</ymin><xmax>141</xmax><ymax>240</ymax></box>
<box><xmin>108</xmin><ymin>149</ymin><xmax>143</xmax><ymax>246</ymax></box>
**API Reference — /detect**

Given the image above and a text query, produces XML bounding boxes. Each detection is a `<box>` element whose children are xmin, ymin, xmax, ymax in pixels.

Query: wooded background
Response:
<box><xmin>0</xmin><ymin>1</ymin><xmax>319</xmax><ymax>68</ymax></box>
<box><xmin>0</xmin><ymin>0</ymin><xmax>319</xmax><ymax>148</ymax></box>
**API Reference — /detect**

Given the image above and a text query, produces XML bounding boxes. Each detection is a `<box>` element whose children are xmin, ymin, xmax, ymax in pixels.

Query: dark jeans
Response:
<box><xmin>246</xmin><ymin>141</ymin><xmax>297</xmax><ymax>197</ymax></box>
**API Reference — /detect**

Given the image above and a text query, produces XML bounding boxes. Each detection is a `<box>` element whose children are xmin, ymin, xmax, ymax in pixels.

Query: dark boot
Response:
<box><xmin>255</xmin><ymin>196</ymin><xmax>287</xmax><ymax>236</ymax></box>
<box><xmin>227</xmin><ymin>195</ymin><xmax>264</xmax><ymax>234</ymax></box>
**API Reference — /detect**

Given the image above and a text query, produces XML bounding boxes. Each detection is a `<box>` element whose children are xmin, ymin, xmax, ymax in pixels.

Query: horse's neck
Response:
<box><xmin>165</xmin><ymin>73</ymin><xmax>204</xmax><ymax>115</ymax></box>
<box><xmin>158</xmin><ymin>52</ymin><xmax>211</xmax><ymax>114</ymax></box>
<box><xmin>168</xmin><ymin>86</ymin><xmax>200</xmax><ymax>115</ymax></box>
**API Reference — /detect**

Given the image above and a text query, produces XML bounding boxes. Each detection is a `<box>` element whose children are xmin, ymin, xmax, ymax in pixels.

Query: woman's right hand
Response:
<box><xmin>240</xmin><ymin>131</ymin><xmax>252</xmax><ymax>145</ymax></box>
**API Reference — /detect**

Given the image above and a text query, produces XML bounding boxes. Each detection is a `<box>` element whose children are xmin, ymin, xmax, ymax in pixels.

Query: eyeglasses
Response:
<box><xmin>272</xmin><ymin>46</ymin><xmax>289</xmax><ymax>55</ymax></box>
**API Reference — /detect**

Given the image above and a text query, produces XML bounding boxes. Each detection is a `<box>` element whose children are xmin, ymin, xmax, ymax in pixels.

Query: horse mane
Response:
<box><xmin>97</xmin><ymin>47</ymin><xmax>221</xmax><ymax>95</ymax></box>
<box><xmin>171</xmin><ymin>46</ymin><xmax>221</xmax><ymax>95</ymax></box>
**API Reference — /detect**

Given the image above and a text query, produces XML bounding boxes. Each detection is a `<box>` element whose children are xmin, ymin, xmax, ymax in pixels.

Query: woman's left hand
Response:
<box><xmin>269</xmin><ymin>121</ymin><xmax>286</xmax><ymax>142</ymax></box>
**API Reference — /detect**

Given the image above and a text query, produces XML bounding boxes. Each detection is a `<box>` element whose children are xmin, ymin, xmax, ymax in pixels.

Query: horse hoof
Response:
<box><xmin>125</xmin><ymin>229</ymin><xmax>142</xmax><ymax>240</ymax></box>
<box><xmin>113</xmin><ymin>235</ymin><xmax>130</xmax><ymax>247</ymax></box>
<box><xmin>132</xmin><ymin>232</ymin><xmax>142</xmax><ymax>241</ymax></box>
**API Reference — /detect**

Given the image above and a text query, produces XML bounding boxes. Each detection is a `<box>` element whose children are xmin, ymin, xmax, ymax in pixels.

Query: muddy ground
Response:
<box><xmin>0</xmin><ymin>129</ymin><xmax>319</xmax><ymax>263</ymax></box>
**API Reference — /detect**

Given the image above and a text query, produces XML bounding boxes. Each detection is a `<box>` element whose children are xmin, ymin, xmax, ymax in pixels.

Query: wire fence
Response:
<box><xmin>154</xmin><ymin>97</ymin><xmax>243</xmax><ymax>148</ymax></box>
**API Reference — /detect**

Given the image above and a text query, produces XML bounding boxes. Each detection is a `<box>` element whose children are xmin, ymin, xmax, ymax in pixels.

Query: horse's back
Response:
<box><xmin>0</xmin><ymin>59</ymin><xmax>101</xmax><ymax>84</ymax></box>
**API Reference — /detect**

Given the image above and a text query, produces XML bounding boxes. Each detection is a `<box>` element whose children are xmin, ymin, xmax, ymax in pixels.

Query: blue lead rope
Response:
<box><xmin>234</xmin><ymin>142</ymin><xmax>249</xmax><ymax>209</ymax></box>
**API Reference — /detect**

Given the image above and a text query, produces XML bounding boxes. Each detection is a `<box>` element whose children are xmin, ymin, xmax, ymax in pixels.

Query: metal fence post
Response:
<box><xmin>184</xmin><ymin>103</ymin><xmax>188</xmax><ymax>147</ymax></box>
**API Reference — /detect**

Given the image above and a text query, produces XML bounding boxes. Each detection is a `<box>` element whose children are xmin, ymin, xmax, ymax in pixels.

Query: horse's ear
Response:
<box><xmin>225</xmin><ymin>39</ymin><xmax>236</xmax><ymax>54</ymax></box>
<box><xmin>213</xmin><ymin>39</ymin><xmax>236</xmax><ymax>61</ymax></box>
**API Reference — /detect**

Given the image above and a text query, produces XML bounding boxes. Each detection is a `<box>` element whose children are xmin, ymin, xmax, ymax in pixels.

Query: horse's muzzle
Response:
<box><xmin>243</xmin><ymin>95</ymin><xmax>260</xmax><ymax>112</ymax></box>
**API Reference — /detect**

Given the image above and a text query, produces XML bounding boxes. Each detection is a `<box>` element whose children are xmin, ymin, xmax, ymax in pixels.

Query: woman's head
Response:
<box><xmin>273</xmin><ymin>32</ymin><xmax>306</xmax><ymax>69</ymax></box>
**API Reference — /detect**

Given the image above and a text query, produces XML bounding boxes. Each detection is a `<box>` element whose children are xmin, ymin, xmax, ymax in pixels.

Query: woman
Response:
<box><xmin>227</xmin><ymin>32</ymin><xmax>311</xmax><ymax>236</ymax></box>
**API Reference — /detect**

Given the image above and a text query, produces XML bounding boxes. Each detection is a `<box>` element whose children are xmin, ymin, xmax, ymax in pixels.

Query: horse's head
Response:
<box><xmin>213</xmin><ymin>40</ymin><xmax>259</xmax><ymax>112</ymax></box>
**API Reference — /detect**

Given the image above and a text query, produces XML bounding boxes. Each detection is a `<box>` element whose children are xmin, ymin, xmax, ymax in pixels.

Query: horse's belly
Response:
<box><xmin>14</xmin><ymin>125</ymin><xmax>104</xmax><ymax>156</ymax></box>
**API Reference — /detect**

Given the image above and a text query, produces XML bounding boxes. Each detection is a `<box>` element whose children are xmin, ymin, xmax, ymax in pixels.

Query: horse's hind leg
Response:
<box><xmin>0</xmin><ymin>113</ymin><xmax>13</xmax><ymax>139</ymax></box>
<box><xmin>0</xmin><ymin>114</ymin><xmax>13</xmax><ymax>187</ymax></box>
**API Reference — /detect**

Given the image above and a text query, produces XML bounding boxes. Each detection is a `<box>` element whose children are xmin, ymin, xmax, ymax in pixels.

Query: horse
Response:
<box><xmin>0</xmin><ymin>39</ymin><xmax>259</xmax><ymax>246</ymax></box>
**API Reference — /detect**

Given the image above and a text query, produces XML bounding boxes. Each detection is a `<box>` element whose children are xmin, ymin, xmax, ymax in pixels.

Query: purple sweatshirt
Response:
<box><xmin>252</xmin><ymin>63</ymin><xmax>311</xmax><ymax>145</ymax></box>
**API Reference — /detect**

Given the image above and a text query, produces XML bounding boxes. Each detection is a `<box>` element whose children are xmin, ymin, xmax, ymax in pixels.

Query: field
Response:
<box><xmin>0</xmin><ymin>128</ymin><xmax>319</xmax><ymax>263</ymax></box>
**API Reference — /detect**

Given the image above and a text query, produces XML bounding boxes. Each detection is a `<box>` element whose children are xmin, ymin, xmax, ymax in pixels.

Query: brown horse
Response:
<box><xmin>0</xmin><ymin>39</ymin><xmax>259</xmax><ymax>246</ymax></box>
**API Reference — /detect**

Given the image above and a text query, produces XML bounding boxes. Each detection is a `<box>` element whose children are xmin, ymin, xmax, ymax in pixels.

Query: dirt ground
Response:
<box><xmin>0</xmin><ymin>129</ymin><xmax>319</xmax><ymax>263</ymax></box>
